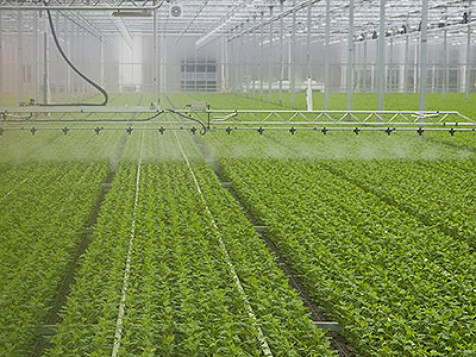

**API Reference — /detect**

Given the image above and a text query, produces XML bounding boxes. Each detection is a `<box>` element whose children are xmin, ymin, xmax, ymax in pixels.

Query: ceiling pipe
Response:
<box><xmin>176</xmin><ymin>0</ymin><xmax>211</xmax><ymax>44</ymax></box>
<box><xmin>0</xmin><ymin>0</ymin><xmax>167</xmax><ymax>12</ymax></box>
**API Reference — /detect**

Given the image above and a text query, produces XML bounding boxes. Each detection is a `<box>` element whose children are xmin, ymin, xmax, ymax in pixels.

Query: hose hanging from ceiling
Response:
<box><xmin>41</xmin><ymin>5</ymin><xmax>109</xmax><ymax>106</ymax></box>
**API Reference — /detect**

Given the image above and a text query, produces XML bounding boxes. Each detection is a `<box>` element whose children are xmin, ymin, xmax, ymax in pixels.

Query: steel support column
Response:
<box><xmin>363</xmin><ymin>41</ymin><xmax>368</xmax><ymax>92</ymax></box>
<box><xmin>324</xmin><ymin>0</ymin><xmax>331</xmax><ymax>110</ymax></box>
<box><xmin>306</xmin><ymin>1</ymin><xmax>312</xmax><ymax>79</ymax></box>
<box><xmin>229</xmin><ymin>31</ymin><xmax>235</xmax><ymax>92</ymax></box>
<box><xmin>221</xmin><ymin>37</ymin><xmax>227</xmax><ymax>93</ymax></box>
<box><xmin>43</xmin><ymin>12</ymin><xmax>51</xmax><ymax>105</ymax></box>
<box><xmin>414</xmin><ymin>43</ymin><xmax>418</xmax><ymax>93</ymax></box>
<box><xmin>239</xmin><ymin>23</ymin><xmax>244</xmax><ymax>96</ymax></box>
<box><xmin>99</xmin><ymin>36</ymin><xmax>105</xmax><ymax>93</ymax></box>
<box><xmin>404</xmin><ymin>32</ymin><xmax>409</xmax><ymax>95</ymax></box>
<box><xmin>159</xmin><ymin>31</ymin><xmax>165</xmax><ymax>93</ymax></box>
<box><xmin>442</xmin><ymin>28</ymin><xmax>447</xmax><ymax>99</ymax></box>
<box><xmin>419</xmin><ymin>0</ymin><xmax>429</xmax><ymax>111</ymax></box>
<box><xmin>347</xmin><ymin>0</ymin><xmax>354</xmax><ymax>111</ymax></box>
<box><xmin>268</xmin><ymin>6</ymin><xmax>274</xmax><ymax>103</ymax></box>
<box><xmin>279</xmin><ymin>0</ymin><xmax>284</xmax><ymax>106</ymax></box>
<box><xmin>290</xmin><ymin>0</ymin><xmax>296</xmax><ymax>109</ymax></box>
<box><xmin>252</xmin><ymin>17</ymin><xmax>257</xmax><ymax>99</ymax></box>
<box><xmin>464</xmin><ymin>1</ymin><xmax>472</xmax><ymax>101</ymax></box>
<box><xmin>67</xmin><ymin>19</ymin><xmax>72</xmax><ymax>100</ymax></box>
<box><xmin>18</xmin><ymin>11</ymin><xmax>24</xmax><ymax>104</ymax></box>
<box><xmin>377</xmin><ymin>0</ymin><xmax>385</xmax><ymax>110</ymax></box>
<box><xmin>0</xmin><ymin>13</ymin><xmax>3</xmax><ymax>106</ymax></box>
<box><xmin>389</xmin><ymin>36</ymin><xmax>394</xmax><ymax>92</ymax></box>
<box><xmin>62</xmin><ymin>15</ymin><xmax>68</xmax><ymax>102</ymax></box>
<box><xmin>33</xmin><ymin>11</ymin><xmax>40</xmax><ymax>103</ymax></box>
<box><xmin>152</xmin><ymin>10</ymin><xmax>157</xmax><ymax>96</ymax></box>
<box><xmin>245</xmin><ymin>22</ymin><xmax>250</xmax><ymax>97</ymax></box>
<box><xmin>260</xmin><ymin>11</ymin><xmax>264</xmax><ymax>101</ymax></box>
<box><xmin>80</xmin><ymin>27</ymin><xmax>85</xmax><ymax>97</ymax></box>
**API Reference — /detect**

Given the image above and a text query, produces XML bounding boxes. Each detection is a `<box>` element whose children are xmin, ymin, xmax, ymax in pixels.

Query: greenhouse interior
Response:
<box><xmin>0</xmin><ymin>0</ymin><xmax>475</xmax><ymax>356</ymax></box>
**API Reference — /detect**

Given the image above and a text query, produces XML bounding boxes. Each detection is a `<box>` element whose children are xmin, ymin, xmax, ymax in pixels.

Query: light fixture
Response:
<box><xmin>111</xmin><ymin>10</ymin><xmax>152</xmax><ymax>17</ymax></box>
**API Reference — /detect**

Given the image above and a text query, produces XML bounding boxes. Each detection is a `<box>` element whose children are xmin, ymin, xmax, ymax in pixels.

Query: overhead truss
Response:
<box><xmin>0</xmin><ymin>0</ymin><xmax>474</xmax><ymax>43</ymax></box>
<box><xmin>0</xmin><ymin>0</ymin><xmax>166</xmax><ymax>11</ymax></box>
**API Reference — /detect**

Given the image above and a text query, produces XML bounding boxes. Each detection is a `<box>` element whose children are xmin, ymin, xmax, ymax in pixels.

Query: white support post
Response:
<box><xmin>268</xmin><ymin>6</ymin><xmax>274</xmax><ymax>103</ymax></box>
<box><xmin>230</xmin><ymin>31</ymin><xmax>235</xmax><ymax>92</ymax></box>
<box><xmin>43</xmin><ymin>11</ymin><xmax>51</xmax><ymax>105</ymax></box>
<box><xmin>232</xmin><ymin>33</ymin><xmax>237</xmax><ymax>93</ymax></box>
<box><xmin>363</xmin><ymin>41</ymin><xmax>367</xmax><ymax>92</ymax></box>
<box><xmin>33</xmin><ymin>11</ymin><xmax>40</xmax><ymax>103</ymax></box>
<box><xmin>371</xmin><ymin>61</ymin><xmax>375</xmax><ymax>92</ymax></box>
<box><xmin>356</xmin><ymin>43</ymin><xmax>360</xmax><ymax>93</ymax></box>
<box><xmin>0</xmin><ymin>12</ymin><xmax>3</xmax><ymax>106</ymax></box>
<box><xmin>389</xmin><ymin>36</ymin><xmax>394</xmax><ymax>92</ymax></box>
<box><xmin>152</xmin><ymin>10</ymin><xmax>157</xmax><ymax>97</ymax></box>
<box><xmin>377</xmin><ymin>0</ymin><xmax>385</xmax><ymax>110</ymax></box>
<box><xmin>82</xmin><ymin>29</ymin><xmax>87</xmax><ymax>97</ymax></box>
<box><xmin>347</xmin><ymin>0</ymin><xmax>354</xmax><ymax>111</ymax></box>
<box><xmin>239</xmin><ymin>24</ymin><xmax>244</xmax><ymax>95</ymax></box>
<box><xmin>442</xmin><ymin>28</ymin><xmax>447</xmax><ymax>99</ymax></box>
<box><xmin>414</xmin><ymin>42</ymin><xmax>418</xmax><ymax>93</ymax></box>
<box><xmin>79</xmin><ymin>27</ymin><xmax>84</xmax><ymax>97</ymax></box>
<box><xmin>306</xmin><ymin>1</ymin><xmax>313</xmax><ymax>110</ymax></box>
<box><xmin>67</xmin><ymin>19</ymin><xmax>71</xmax><ymax>98</ymax></box>
<box><xmin>160</xmin><ymin>31</ymin><xmax>166</xmax><ymax>93</ymax></box>
<box><xmin>245</xmin><ymin>26</ymin><xmax>250</xmax><ymax>97</ymax></box>
<box><xmin>260</xmin><ymin>11</ymin><xmax>264</xmax><ymax>101</ymax></box>
<box><xmin>290</xmin><ymin>0</ymin><xmax>296</xmax><ymax>109</ymax></box>
<box><xmin>69</xmin><ymin>20</ymin><xmax>74</xmax><ymax>100</ymax></box>
<box><xmin>279</xmin><ymin>0</ymin><xmax>284</xmax><ymax>106</ymax></box>
<box><xmin>100</xmin><ymin>36</ymin><xmax>105</xmax><ymax>92</ymax></box>
<box><xmin>252</xmin><ymin>17</ymin><xmax>257</xmax><ymax>99</ymax></box>
<box><xmin>62</xmin><ymin>15</ymin><xmax>68</xmax><ymax>102</ymax></box>
<box><xmin>306</xmin><ymin>1</ymin><xmax>312</xmax><ymax>79</ymax></box>
<box><xmin>324</xmin><ymin>0</ymin><xmax>331</xmax><ymax>110</ymax></box>
<box><xmin>18</xmin><ymin>11</ymin><xmax>24</xmax><ymax>104</ymax></box>
<box><xmin>464</xmin><ymin>1</ymin><xmax>472</xmax><ymax>101</ymax></box>
<box><xmin>306</xmin><ymin>76</ymin><xmax>313</xmax><ymax>111</ymax></box>
<box><xmin>403</xmin><ymin>31</ymin><xmax>409</xmax><ymax>95</ymax></box>
<box><xmin>221</xmin><ymin>37</ymin><xmax>227</xmax><ymax>93</ymax></box>
<box><xmin>419</xmin><ymin>0</ymin><xmax>429</xmax><ymax>111</ymax></box>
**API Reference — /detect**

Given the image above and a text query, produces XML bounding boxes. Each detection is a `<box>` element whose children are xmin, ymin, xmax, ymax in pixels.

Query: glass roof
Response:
<box><xmin>0</xmin><ymin>0</ymin><xmax>474</xmax><ymax>46</ymax></box>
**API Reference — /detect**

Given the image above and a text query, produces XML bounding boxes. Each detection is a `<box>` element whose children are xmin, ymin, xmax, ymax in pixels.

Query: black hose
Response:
<box><xmin>166</xmin><ymin>109</ymin><xmax>207</xmax><ymax>135</ymax></box>
<box><xmin>2</xmin><ymin>111</ymin><xmax>164</xmax><ymax>124</ymax></box>
<box><xmin>41</xmin><ymin>6</ymin><xmax>108</xmax><ymax>106</ymax></box>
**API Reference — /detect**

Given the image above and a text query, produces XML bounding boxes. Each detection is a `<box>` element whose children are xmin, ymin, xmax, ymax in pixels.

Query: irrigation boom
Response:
<box><xmin>0</xmin><ymin>106</ymin><xmax>474</xmax><ymax>135</ymax></box>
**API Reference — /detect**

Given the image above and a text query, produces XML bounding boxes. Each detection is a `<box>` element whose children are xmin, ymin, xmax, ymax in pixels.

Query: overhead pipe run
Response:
<box><xmin>0</xmin><ymin>0</ymin><xmax>167</xmax><ymax>12</ymax></box>
<box><xmin>195</xmin><ymin>0</ymin><xmax>254</xmax><ymax>48</ymax></box>
<box><xmin>111</xmin><ymin>11</ymin><xmax>153</xmax><ymax>17</ymax></box>
<box><xmin>226</xmin><ymin>0</ymin><xmax>322</xmax><ymax>42</ymax></box>
<box><xmin>175</xmin><ymin>0</ymin><xmax>211</xmax><ymax>44</ymax></box>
